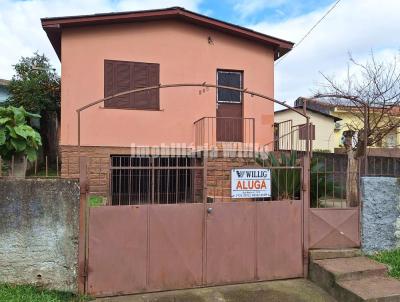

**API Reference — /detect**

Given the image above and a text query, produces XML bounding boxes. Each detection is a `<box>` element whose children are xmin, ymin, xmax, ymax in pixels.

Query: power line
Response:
<box><xmin>275</xmin><ymin>0</ymin><xmax>342</xmax><ymax>65</ymax></box>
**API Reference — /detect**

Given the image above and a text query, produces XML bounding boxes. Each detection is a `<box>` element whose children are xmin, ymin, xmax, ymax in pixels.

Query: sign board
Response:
<box><xmin>231</xmin><ymin>168</ymin><xmax>271</xmax><ymax>199</ymax></box>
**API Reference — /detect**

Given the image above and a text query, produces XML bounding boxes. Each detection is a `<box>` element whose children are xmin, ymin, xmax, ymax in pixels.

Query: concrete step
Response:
<box><xmin>309</xmin><ymin>255</ymin><xmax>400</xmax><ymax>301</ymax></box>
<box><xmin>310</xmin><ymin>256</ymin><xmax>388</xmax><ymax>283</ymax></box>
<box><xmin>310</xmin><ymin>248</ymin><xmax>362</xmax><ymax>261</ymax></box>
<box><xmin>337</xmin><ymin>276</ymin><xmax>400</xmax><ymax>302</ymax></box>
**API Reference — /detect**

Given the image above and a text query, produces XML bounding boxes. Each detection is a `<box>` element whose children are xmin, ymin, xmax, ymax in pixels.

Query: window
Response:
<box><xmin>110</xmin><ymin>156</ymin><xmax>202</xmax><ymax>205</ymax></box>
<box><xmin>385</xmin><ymin>132</ymin><xmax>397</xmax><ymax>148</ymax></box>
<box><xmin>217</xmin><ymin>70</ymin><xmax>243</xmax><ymax>103</ymax></box>
<box><xmin>104</xmin><ymin>60</ymin><xmax>159</xmax><ymax>110</ymax></box>
<box><xmin>298</xmin><ymin>123</ymin><xmax>315</xmax><ymax>140</ymax></box>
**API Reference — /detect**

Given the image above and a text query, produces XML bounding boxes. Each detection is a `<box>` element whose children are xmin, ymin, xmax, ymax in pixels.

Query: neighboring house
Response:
<box><xmin>41</xmin><ymin>7</ymin><xmax>293</xmax><ymax>198</ymax></box>
<box><xmin>0</xmin><ymin>79</ymin><xmax>10</xmax><ymax>103</ymax></box>
<box><xmin>274</xmin><ymin>97</ymin><xmax>341</xmax><ymax>152</ymax></box>
<box><xmin>330</xmin><ymin>107</ymin><xmax>400</xmax><ymax>149</ymax></box>
<box><xmin>296</xmin><ymin>98</ymin><xmax>400</xmax><ymax>151</ymax></box>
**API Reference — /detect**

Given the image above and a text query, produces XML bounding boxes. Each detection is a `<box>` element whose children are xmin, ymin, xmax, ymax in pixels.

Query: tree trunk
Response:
<box><xmin>40</xmin><ymin>111</ymin><xmax>59</xmax><ymax>164</ymax></box>
<box><xmin>346</xmin><ymin>149</ymin><xmax>359</xmax><ymax>207</ymax></box>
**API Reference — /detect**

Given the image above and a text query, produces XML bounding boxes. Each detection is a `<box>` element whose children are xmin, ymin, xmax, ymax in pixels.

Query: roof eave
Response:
<box><xmin>42</xmin><ymin>24</ymin><xmax>61</xmax><ymax>59</ymax></box>
<box><xmin>41</xmin><ymin>7</ymin><xmax>293</xmax><ymax>61</ymax></box>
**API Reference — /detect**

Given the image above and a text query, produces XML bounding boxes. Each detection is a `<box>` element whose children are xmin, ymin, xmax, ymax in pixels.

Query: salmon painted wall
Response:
<box><xmin>61</xmin><ymin>20</ymin><xmax>275</xmax><ymax>148</ymax></box>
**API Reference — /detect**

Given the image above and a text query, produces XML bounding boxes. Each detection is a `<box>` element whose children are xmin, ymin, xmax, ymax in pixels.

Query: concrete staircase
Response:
<box><xmin>309</xmin><ymin>249</ymin><xmax>400</xmax><ymax>301</ymax></box>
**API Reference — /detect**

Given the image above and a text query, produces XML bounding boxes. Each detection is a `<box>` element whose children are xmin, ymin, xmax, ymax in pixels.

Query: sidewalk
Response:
<box><xmin>96</xmin><ymin>279</ymin><xmax>336</xmax><ymax>302</ymax></box>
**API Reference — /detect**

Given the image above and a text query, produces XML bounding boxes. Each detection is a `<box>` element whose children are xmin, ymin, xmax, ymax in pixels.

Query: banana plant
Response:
<box><xmin>0</xmin><ymin>106</ymin><xmax>42</xmax><ymax>162</ymax></box>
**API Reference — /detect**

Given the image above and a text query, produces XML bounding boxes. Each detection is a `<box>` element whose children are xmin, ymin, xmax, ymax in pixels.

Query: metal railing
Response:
<box><xmin>363</xmin><ymin>156</ymin><xmax>400</xmax><ymax>177</ymax></box>
<box><xmin>208</xmin><ymin>154</ymin><xmax>303</xmax><ymax>203</ymax></box>
<box><xmin>194</xmin><ymin>117</ymin><xmax>255</xmax><ymax>154</ymax></box>
<box><xmin>309</xmin><ymin>153</ymin><xmax>400</xmax><ymax>208</ymax></box>
<box><xmin>109</xmin><ymin>155</ymin><xmax>204</xmax><ymax>205</ymax></box>
<box><xmin>268</xmin><ymin>120</ymin><xmax>309</xmax><ymax>152</ymax></box>
<box><xmin>310</xmin><ymin>155</ymin><xmax>349</xmax><ymax>208</ymax></box>
<box><xmin>0</xmin><ymin>155</ymin><xmax>61</xmax><ymax>178</ymax></box>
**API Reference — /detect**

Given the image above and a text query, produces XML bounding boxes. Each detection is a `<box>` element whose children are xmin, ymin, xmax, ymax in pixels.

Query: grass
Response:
<box><xmin>88</xmin><ymin>195</ymin><xmax>104</xmax><ymax>207</ymax></box>
<box><xmin>0</xmin><ymin>284</ymin><xmax>91</xmax><ymax>302</ymax></box>
<box><xmin>370</xmin><ymin>249</ymin><xmax>400</xmax><ymax>279</ymax></box>
<box><xmin>26</xmin><ymin>167</ymin><xmax>59</xmax><ymax>178</ymax></box>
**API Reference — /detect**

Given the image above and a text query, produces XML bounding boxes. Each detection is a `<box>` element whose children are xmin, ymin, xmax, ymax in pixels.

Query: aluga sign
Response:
<box><xmin>231</xmin><ymin>168</ymin><xmax>271</xmax><ymax>198</ymax></box>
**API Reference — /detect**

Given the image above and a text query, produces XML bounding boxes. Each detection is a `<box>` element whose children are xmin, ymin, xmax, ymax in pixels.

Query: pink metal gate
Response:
<box><xmin>85</xmin><ymin>158</ymin><xmax>305</xmax><ymax>297</ymax></box>
<box><xmin>87</xmin><ymin>202</ymin><xmax>303</xmax><ymax>296</ymax></box>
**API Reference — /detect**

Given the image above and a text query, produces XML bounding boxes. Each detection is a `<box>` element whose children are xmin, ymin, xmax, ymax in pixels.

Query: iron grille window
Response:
<box><xmin>217</xmin><ymin>70</ymin><xmax>243</xmax><ymax>103</ymax></box>
<box><xmin>110</xmin><ymin>156</ymin><xmax>203</xmax><ymax>205</ymax></box>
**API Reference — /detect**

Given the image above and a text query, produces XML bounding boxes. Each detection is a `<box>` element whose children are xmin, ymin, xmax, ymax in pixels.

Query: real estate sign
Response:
<box><xmin>231</xmin><ymin>168</ymin><xmax>271</xmax><ymax>198</ymax></box>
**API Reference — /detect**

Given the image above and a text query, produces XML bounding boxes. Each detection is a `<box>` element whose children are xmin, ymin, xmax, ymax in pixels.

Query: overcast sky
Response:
<box><xmin>0</xmin><ymin>0</ymin><xmax>399</xmax><ymax>105</ymax></box>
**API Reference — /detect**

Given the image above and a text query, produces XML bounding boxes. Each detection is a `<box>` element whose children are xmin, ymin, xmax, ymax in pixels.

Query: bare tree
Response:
<box><xmin>314</xmin><ymin>52</ymin><xmax>400</xmax><ymax>206</ymax></box>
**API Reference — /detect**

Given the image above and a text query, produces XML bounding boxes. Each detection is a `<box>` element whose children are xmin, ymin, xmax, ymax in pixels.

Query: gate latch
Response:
<box><xmin>207</xmin><ymin>207</ymin><xmax>213</xmax><ymax>214</ymax></box>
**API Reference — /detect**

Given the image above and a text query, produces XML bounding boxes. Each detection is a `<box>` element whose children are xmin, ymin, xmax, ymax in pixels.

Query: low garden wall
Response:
<box><xmin>0</xmin><ymin>178</ymin><xmax>80</xmax><ymax>292</ymax></box>
<box><xmin>361</xmin><ymin>177</ymin><xmax>400</xmax><ymax>254</ymax></box>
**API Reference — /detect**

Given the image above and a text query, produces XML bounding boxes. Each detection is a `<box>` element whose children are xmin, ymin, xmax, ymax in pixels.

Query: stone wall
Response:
<box><xmin>0</xmin><ymin>179</ymin><xmax>80</xmax><ymax>292</ymax></box>
<box><xmin>361</xmin><ymin>177</ymin><xmax>400</xmax><ymax>254</ymax></box>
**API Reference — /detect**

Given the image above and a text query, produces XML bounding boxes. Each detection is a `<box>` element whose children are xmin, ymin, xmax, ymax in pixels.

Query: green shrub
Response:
<box><xmin>88</xmin><ymin>195</ymin><xmax>104</xmax><ymax>207</ymax></box>
<box><xmin>311</xmin><ymin>157</ymin><xmax>345</xmax><ymax>207</ymax></box>
<box><xmin>258</xmin><ymin>151</ymin><xmax>342</xmax><ymax>205</ymax></box>
<box><xmin>257</xmin><ymin>152</ymin><xmax>301</xmax><ymax>200</ymax></box>
<box><xmin>0</xmin><ymin>106</ymin><xmax>41</xmax><ymax>162</ymax></box>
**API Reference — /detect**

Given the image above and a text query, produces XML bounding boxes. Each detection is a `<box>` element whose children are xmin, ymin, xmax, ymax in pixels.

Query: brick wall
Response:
<box><xmin>60</xmin><ymin>145</ymin><xmax>132</xmax><ymax>198</ymax></box>
<box><xmin>61</xmin><ymin>145</ymin><xmax>260</xmax><ymax>201</ymax></box>
<box><xmin>206</xmin><ymin>156</ymin><xmax>259</xmax><ymax>202</ymax></box>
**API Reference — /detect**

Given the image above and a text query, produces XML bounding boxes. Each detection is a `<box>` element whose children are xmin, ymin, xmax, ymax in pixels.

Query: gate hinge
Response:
<box><xmin>302</xmin><ymin>183</ymin><xmax>308</xmax><ymax>191</ymax></box>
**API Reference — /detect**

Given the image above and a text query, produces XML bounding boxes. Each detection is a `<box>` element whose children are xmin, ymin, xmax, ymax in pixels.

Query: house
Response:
<box><xmin>41</xmin><ymin>7</ymin><xmax>293</xmax><ymax>199</ymax></box>
<box><xmin>0</xmin><ymin>79</ymin><xmax>10</xmax><ymax>102</ymax></box>
<box><xmin>297</xmin><ymin>98</ymin><xmax>400</xmax><ymax>153</ymax></box>
<box><xmin>274</xmin><ymin>97</ymin><xmax>341</xmax><ymax>152</ymax></box>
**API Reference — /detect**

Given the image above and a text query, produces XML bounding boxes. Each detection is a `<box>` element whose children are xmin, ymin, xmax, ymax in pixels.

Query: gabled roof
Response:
<box><xmin>41</xmin><ymin>7</ymin><xmax>294</xmax><ymax>61</ymax></box>
<box><xmin>298</xmin><ymin>96</ymin><xmax>400</xmax><ymax>115</ymax></box>
<box><xmin>275</xmin><ymin>104</ymin><xmax>342</xmax><ymax>122</ymax></box>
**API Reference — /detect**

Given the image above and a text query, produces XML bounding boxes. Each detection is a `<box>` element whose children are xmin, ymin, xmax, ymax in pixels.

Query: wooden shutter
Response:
<box><xmin>104</xmin><ymin>60</ymin><xmax>159</xmax><ymax>110</ymax></box>
<box><xmin>299</xmin><ymin>123</ymin><xmax>315</xmax><ymax>140</ymax></box>
<box><xmin>104</xmin><ymin>61</ymin><xmax>131</xmax><ymax>108</ymax></box>
<box><xmin>104</xmin><ymin>61</ymin><xmax>114</xmax><ymax>97</ymax></box>
<box><xmin>148</xmin><ymin>63</ymin><xmax>160</xmax><ymax>109</ymax></box>
<box><xmin>104</xmin><ymin>61</ymin><xmax>115</xmax><ymax>107</ymax></box>
<box><xmin>132</xmin><ymin>62</ymin><xmax>149</xmax><ymax>109</ymax></box>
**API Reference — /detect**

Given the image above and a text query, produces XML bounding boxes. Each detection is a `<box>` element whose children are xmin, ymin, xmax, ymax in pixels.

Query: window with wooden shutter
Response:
<box><xmin>298</xmin><ymin>123</ymin><xmax>315</xmax><ymax>140</ymax></box>
<box><xmin>104</xmin><ymin>60</ymin><xmax>160</xmax><ymax>110</ymax></box>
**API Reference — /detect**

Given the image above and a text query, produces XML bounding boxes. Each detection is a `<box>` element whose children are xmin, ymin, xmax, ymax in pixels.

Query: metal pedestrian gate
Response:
<box><xmin>84</xmin><ymin>156</ymin><xmax>305</xmax><ymax>297</ymax></box>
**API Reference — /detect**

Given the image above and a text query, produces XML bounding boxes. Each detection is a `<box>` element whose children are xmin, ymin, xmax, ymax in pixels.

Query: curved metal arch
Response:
<box><xmin>77</xmin><ymin>82</ymin><xmax>311</xmax><ymax>152</ymax></box>
<box><xmin>77</xmin><ymin>82</ymin><xmax>308</xmax><ymax>117</ymax></box>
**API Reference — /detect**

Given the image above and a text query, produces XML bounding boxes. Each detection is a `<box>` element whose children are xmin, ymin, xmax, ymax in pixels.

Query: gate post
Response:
<box><xmin>78</xmin><ymin>156</ymin><xmax>88</xmax><ymax>294</ymax></box>
<box><xmin>202</xmin><ymin>154</ymin><xmax>208</xmax><ymax>285</ymax></box>
<box><xmin>302</xmin><ymin>155</ymin><xmax>310</xmax><ymax>278</ymax></box>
